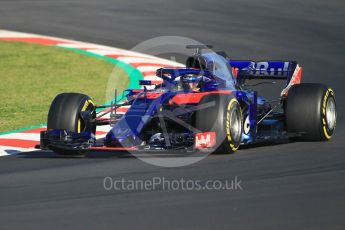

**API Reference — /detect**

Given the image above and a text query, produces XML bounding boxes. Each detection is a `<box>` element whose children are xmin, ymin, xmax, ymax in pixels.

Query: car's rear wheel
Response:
<box><xmin>47</xmin><ymin>93</ymin><xmax>96</xmax><ymax>155</ymax></box>
<box><xmin>285</xmin><ymin>83</ymin><xmax>336</xmax><ymax>141</ymax></box>
<box><xmin>195</xmin><ymin>94</ymin><xmax>243</xmax><ymax>154</ymax></box>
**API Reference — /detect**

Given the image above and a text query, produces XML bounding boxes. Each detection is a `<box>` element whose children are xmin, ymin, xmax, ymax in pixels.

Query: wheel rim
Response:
<box><xmin>326</xmin><ymin>97</ymin><xmax>336</xmax><ymax>131</ymax></box>
<box><xmin>230</xmin><ymin>105</ymin><xmax>242</xmax><ymax>142</ymax></box>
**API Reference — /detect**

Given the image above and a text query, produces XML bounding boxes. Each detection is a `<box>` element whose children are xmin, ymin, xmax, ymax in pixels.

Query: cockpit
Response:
<box><xmin>185</xmin><ymin>52</ymin><xmax>236</xmax><ymax>90</ymax></box>
<box><xmin>149</xmin><ymin>48</ymin><xmax>237</xmax><ymax>92</ymax></box>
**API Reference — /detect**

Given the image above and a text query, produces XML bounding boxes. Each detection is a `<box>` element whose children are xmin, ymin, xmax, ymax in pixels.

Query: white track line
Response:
<box><xmin>117</xmin><ymin>57</ymin><xmax>184</xmax><ymax>66</ymax></box>
<box><xmin>137</xmin><ymin>66</ymin><xmax>162</xmax><ymax>72</ymax></box>
<box><xmin>144</xmin><ymin>75</ymin><xmax>163</xmax><ymax>81</ymax></box>
<box><xmin>0</xmin><ymin>133</ymin><xmax>40</xmax><ymax>141</ymax></box>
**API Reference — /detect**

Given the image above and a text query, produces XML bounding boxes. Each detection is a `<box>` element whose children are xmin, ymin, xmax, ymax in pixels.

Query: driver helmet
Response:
<box><xmin>179</xmin><ymin>74</ymin><xmax>200</xmax><ymax>92</ymax></box>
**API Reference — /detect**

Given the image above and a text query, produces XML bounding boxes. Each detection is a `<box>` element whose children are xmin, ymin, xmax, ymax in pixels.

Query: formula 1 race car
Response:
<box><xmin>39</xmin><ymin>45</ymin><xmax>337</xmax><ymax>155</ymax></box>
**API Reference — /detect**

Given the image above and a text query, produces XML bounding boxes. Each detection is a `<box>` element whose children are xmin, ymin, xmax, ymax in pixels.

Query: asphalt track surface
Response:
<box><xmin>0</xmin><ymin>0</ymin><xmax>345</xmax><ymax>229</ymax></box>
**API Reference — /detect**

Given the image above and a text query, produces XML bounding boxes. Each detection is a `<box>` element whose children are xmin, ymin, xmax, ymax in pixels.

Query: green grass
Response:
<box><xmin>0</xmin><ymin>41</ymin><xmax>130</xmax><ymax>132</ymax></box>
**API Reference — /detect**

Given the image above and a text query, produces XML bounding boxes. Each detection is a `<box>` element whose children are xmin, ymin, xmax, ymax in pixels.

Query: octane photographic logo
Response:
<box><xmin>105</xmin><ymin>36</ymin><xmax>225</xmax><ymax>168</ymax></box>
<box><xmin>103</xmin><ymin>176</ymin><xmax>244</xmax><ymax>192</ymax></box>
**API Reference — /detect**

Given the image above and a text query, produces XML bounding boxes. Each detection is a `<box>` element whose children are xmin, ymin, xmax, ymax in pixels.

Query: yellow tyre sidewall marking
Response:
<box><xmin>226</xmin><ymin>98</ymin><xmax>242</xmax><ymax>152</ymax></box>
<box><xmin>78</xmin><ymin>99</ymin><xmax>95</xmax><ymax>133</ymax></box>
<box><xmin>322</xmin><ymin>89</ymin><xmax>335</xmax><ymax>140</ymax></box>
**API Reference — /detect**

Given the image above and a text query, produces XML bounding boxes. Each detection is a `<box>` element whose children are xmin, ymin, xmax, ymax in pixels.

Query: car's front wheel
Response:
<box><xmin>195</xmin><ymin>94</ymin><xmax>243</xmax><ymax>154</ymax></box>
<box><xmin>47</xmin><ymin>93</ymin><xmax>96</xmax><ymax>155</ymax></box>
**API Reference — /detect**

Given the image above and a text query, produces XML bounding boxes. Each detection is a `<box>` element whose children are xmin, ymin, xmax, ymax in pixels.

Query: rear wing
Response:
<box><xmin>229</xmin><ymin>60</ymin><xmax>303</xmax><ymax>96</ymax></box>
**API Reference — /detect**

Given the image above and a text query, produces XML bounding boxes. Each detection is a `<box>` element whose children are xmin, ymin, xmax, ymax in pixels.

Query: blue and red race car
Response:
<box><xmin>39</xmin><ymin>45</ymin><xmax>337</xmax><ymax>155</ymax></box>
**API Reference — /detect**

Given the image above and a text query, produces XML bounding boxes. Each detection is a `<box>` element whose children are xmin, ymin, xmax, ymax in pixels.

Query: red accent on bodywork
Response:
<box><xmin>148</xmin><ymin>80</ymin><xmax>163</xmax><ymax>85</ymax></box>
<box><xmin>292</xmin><ymin>67</ymin><xmax>302</xmax><ymax>85</ymax></box>
<box><xmin>195</xmin><ymin>132</ymin><xmax>216</xmax><ymax>149</ymax></box>
<box><xmin>232</xmin><ymin>67</ymin><xmax>239</xmax><ymax>77</ymax></box>
<box><xmin>282</xmin><ymin>66</ymin><xmax>303</xmax><ymax>96</ymax></box>
<box><xmin>101</xmin><ymin>107</ymin><xmax>130</xmax><ymax>114</ymax></box>
<box><xmin>139</xmin><ymin>92</ymin><xmax>163</xmax><ymax>99</ymax></box>
<box><xmin>131</xmin><ymin>89</ymin><xmax>144</xmax><ymax>93</ymax></box>
<box><xmin>95</xmin><ymin>131</ymin><xmax>108</xmax><ymax>135</ymax></box>
<box><xmin>169</xmin><ymin>90</ymin><xmax>232</xmax><ymax>105</ymax></box>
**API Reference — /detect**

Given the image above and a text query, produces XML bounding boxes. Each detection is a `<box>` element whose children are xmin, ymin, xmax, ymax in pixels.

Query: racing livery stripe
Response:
<box><xmin>0</xmin><ymin>29</ymin><xmax>183</xmax><ymax>156</ymax></box>
<box><xmin>170</xmin><ymin>90</ymin><xmax>232</xmax><ymax>105</ymax></box>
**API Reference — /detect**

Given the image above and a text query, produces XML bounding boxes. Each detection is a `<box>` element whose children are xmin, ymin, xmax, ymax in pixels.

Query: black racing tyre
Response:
<box><xmin>285</xmin><ymin>83</ymin><xmax>336</xmax><ymax>141</ymax></box>
<box><xmin>195</xmin><ymin>94</ymin><xmax>243</xmax><ymax>154</ymax></box>
<box><xmin>47</xmin><ymin>93</ymin><xmax>96</xmax><ymax>154</ymax></box>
